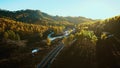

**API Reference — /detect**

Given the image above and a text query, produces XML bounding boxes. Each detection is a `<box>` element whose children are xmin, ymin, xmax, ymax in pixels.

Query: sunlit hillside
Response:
<box><xmin>0</xmin><ymin>9</ymin><xmax>120</xmax><ymax>68</ymax></box>
<box><xmin>0</xmin><ymin>0</ymin><xmax>120</xmax><ymax>68</ymax></box>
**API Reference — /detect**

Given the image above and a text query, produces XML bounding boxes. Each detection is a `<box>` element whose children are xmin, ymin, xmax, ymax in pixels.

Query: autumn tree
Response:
<box><xmin>46</xmin><ymin>37</ymin><xmax>51</xmax><ymax>46</ymax></box>
<box><xmin>4</xmin><ymin>32</ymin><xmax>8</xmax><ymax>40</ymax></box>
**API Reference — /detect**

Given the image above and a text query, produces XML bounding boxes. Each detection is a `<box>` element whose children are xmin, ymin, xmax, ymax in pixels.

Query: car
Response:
<box><xmin>32</xmin><ymin>48</ymin><xmax>40</xmax><ymax>56</ymax></box>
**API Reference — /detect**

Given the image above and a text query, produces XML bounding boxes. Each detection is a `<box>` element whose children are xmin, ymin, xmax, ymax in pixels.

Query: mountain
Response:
<box><xmin>0</xmin><ymin>9</ymin><xmax>94</xmax><ymax>25</ymax></box>
<box><xmin>65</xmin><ymin>16</ymin><xmax>94</xmax><ymax>23</ymax></box>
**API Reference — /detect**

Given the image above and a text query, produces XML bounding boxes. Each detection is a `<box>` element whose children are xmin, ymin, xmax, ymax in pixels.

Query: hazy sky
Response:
<box><xmin>0</xmin><ymin>0</ymin><xmax>120</xmax><ymax>19</ymax></box>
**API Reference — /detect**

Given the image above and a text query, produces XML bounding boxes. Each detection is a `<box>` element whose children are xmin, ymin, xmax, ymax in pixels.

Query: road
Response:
<box><xmin>37</xmin><ymin>42</ymin><xmax>64</xmax><ymax>68</ymax></box>
<box><xmin>37</xmin><ymin>28</ymin><xmax>76</xmax><ymax>68</ymax></box>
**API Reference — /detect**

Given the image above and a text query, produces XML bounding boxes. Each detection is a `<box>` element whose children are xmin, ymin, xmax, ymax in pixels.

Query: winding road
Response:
<box><xmin>37</xmin><ymin>28</ymin><xmax>75</xmax><ymax>68</ymax></box>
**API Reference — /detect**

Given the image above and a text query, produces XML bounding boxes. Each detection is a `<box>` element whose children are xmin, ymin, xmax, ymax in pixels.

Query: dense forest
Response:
<box><xmin>52</xmin><ymin>15</ymin><xmax>120</xmax><ymax>68</ymax></box>
<box><xmin>0</xmin><ymin>9</ymin><xmax>120</xmax><ymax>68</ymax></box>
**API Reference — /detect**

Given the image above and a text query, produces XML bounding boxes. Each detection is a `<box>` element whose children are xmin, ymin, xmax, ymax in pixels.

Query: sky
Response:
<box><xmin>0</xmin><ymin>0</ymin><xmax>120</xmax><ymax>19</ymax></box>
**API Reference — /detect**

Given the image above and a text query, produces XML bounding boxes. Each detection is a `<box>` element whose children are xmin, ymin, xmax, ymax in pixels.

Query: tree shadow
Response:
<box><xmin>96</xmin><ymin>38</ymin><xmax>119</xmax><ymax>68</ymax></box>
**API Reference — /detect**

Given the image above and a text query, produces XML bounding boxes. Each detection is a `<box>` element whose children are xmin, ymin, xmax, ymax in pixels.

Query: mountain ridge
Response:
<box><xmin>0</xmin><ymin>9</ymin><xmax>95</xmax><ymax>25</ymax></box>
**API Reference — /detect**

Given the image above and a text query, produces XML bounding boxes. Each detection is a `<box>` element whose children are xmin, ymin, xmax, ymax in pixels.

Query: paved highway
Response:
<box><xmin>37</xmin><ymin>42</ymin><xmax>64</xmax><ymax>68</ymax></box>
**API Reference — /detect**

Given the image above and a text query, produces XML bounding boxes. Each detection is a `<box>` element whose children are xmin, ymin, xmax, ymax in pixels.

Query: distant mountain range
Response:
<box><xmin>0</xmin><ymin>9</ymin><xmax>95</xmax><ymax>25</ymax></box>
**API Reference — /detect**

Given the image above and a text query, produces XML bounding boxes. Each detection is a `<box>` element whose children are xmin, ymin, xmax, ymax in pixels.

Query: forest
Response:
<box><xmin>0</xmin><ymin>9</ymin><xmax>120</xmax><ymax>68</ymax></box>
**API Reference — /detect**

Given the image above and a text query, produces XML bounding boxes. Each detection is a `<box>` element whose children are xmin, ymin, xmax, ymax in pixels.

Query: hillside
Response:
<box><xmin>0</xmin><ymin>8</ymin><xmax>120</xmax><ymax>68</ymax></box>
<box><xmin>51</xmin><ymin>15</ymin><xmax>120</xmax><ymax>68</ymax></box>
<box><xmin>0</xmin><ymin>9</ymin><xmax>94</xmax><ymax>25</ymax></box>
<box><xmin>0</xmin><ymin>18</ymin><xmax>65</xmax><ymax>68</ymax></box>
